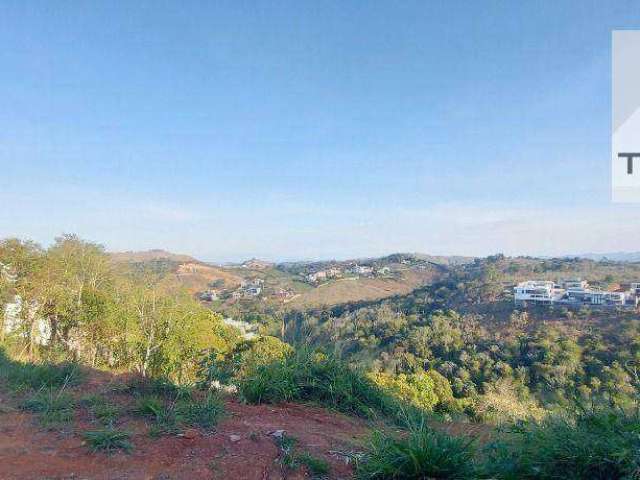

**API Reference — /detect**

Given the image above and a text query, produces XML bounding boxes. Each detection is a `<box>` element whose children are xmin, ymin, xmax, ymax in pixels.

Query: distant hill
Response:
<box><xmin>109</xmin><ymin>249</ymin><xmax>198</xmax><ymax>264</ymax></box>
<box><xmin>572</xmin><ymin>252</ymin><xmax>640</xmax><ymax>262</ymax></box>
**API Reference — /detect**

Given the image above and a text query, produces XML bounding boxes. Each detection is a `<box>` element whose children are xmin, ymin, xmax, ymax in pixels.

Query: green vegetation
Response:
<box><xmin>280</xmin><ymin>256</ymin><xmax>640</xmax><ymax>421</ymax></box>
<box><xmin>132</xmin><ymin>388</ymin><xmax>224</xmax><ymax>434</ymax></box>
<box><xmin>85</xmin><ymin>397</ymin><xmax>120</xmax><ymax>425</ymax></box>
<box><xmin>0</xmin><ymin>349</ymin><xmax>82</xmax><ymax>393</ymax></box>
<box><xmin>274</xmin><ymin>433</ymin><xmax>330</xmax><ymax>478</ymax></box>
<box><xmin>0</xmin><ymin>235</ymin><xmax>238</xmax><ymax>383</ymax></box>
<box><xmin>21</xmin><ymin>389</ymin><xmax>75</xmax><ymax>428</ymax></box>
<box><xmin>4</xmin><ymin>235</ymin><xmax>640</xmax><ymax>478</ymax></box>
<box><xmin>237</xmin><ymin>348</ymin><xmax>395</xmax><ymax>418</ymax></box>
<box><xmin>83</xmin><ymin>428</ymin><xmax>133</xmax><ymax>454</ymax></box>
<box><xmin>356</xmin><ymin>427</ymin><xmax>477</xmax><ymax>480</ymax></box>
<box><xmin>355</xmin><ymin>407</ymin><xmax>640</xmax><ymax>479</ymax></box>
<box><xmin>484</xmin><ymin>408</ymin><xmax>640</xmax><ymax>479</ymax></box>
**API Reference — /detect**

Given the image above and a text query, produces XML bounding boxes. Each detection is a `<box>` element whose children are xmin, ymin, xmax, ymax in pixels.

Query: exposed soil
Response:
<box><xmin>0</xmin><ymin>372</ymin><xmax>369</xmax><ymax>480</ymax></box>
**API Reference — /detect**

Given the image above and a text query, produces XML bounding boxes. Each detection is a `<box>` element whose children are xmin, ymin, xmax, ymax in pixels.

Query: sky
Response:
<box><xmin>1</xmin><ymin>1</ymin><xmax>640</xmax><ymax>262</ymax></box>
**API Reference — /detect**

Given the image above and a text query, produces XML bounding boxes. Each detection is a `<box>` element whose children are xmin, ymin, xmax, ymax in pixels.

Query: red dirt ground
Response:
<box><xmin>0</xmin><ymin>373</ymin><xmax>369</xmax><ymax>480</ymax></box>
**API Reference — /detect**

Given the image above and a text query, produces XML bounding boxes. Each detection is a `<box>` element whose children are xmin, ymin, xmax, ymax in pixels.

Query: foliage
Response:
<box><xmin>83</xmin><ymin>428</ymin><xmax>133</xmax><ymax>454</ymax></box>
<box><xmin>0</xmin><ymin>235</ymin><xmax>239</xmax><ymax>383</ymax></box>
<box><xmin>133</xmin><ymin>389</ymin><xmax>224</xmax><ymax>434</ymax></box>
<box><xmin>201</xmin><ymin>335</ymin><xmax>292</xmax><ymax>385</ymax></box>
<box><xmin>355</xmin><ymin>422</ymin><xmax>478</xmax><ymax>479</ymax></box>
<box><xmin>174</xmin><ymin>393</ymin><xmax>225</xmax><ymax>429</ymax></box>
<box><xmin>21</xmin><ymin>389</ymin><xmax>75</xmax><ymax>428</ymax></box>
<box><xmin>239</xmin><ymin>348</ymin><xmax>395</xmax><ymax>418</ymax></box>
<box><xmin>484</xmin><ymin>407</ymin><xmax>640</xmax><ymax>479</ymax></box>
<box><xmin>472</xmin><ymin>379</ymin><xmax>545</xmax><ymax>423</ymax></box>
<box><xmin>371</xmin><ymin>372</ymin><xmax>439</xmax><ymax>411</ymax></box>
<box><xmin>84</xmin><ymin>396</ymin><xmax>120</xmax><ymax>425</ymax></box>
<box><xmin>0</xmin><ymin>348</ymin><xmax>82</xmax><ymax>392</ymax></box>
<box><xmin>274</xmin><ymin>433</ymin><xmax>330</xmax><ymax>477</ymax></box>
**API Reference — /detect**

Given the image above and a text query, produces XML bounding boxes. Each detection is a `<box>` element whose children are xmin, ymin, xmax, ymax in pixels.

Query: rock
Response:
<box><xmin>229</xmin><ymin>434</ymin><xmax>242</xmax><ymax>443</ymax></box>
<box><xmin>268</xmin><ymin>429</ymin><xmax>285</xmax><ymax>438</ymax></box>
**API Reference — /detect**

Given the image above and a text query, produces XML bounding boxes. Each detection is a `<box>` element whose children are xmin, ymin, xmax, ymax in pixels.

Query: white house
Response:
<box><xmin>514</xmin><ymin>281</ymin><xmax>557</xmax><ymax>306</ymax></box>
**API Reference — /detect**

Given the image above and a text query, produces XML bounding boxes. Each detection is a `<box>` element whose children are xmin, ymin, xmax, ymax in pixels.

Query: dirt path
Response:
<box><xmin>0</xmin><ymin>394</ymin><xmax>368</xmax><ymax>480</ymax></box>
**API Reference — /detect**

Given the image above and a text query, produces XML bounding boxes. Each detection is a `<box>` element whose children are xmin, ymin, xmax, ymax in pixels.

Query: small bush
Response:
<box><xmin>175</xmin><ymin>393</ymin><xmax>224</xmax><ymax>429</ymax></box>
<box><xmin>21</xmin><ymin>389</ymin><xmax>75</xmax><ymax>428</ymax></box>
<box><xmin>84</xmin><ymin>428</ymin><xmax>132</xmax><ymax>454</ymax></box>
<box><xmin>133</xmin><ymin>395</ymin><xmax>164</xmax><ymax>418</ymax></box>
<box><xmin>0</xmin><ymin>350</ymin><xmax>82</xmax><ymax>392</ymax></box>
<box><xmin>81</xmin><ymin>394</ymin><xmax>120</xmax><ymax>425</ymax></box>
<box><xmin>355</xmin><ymin>423</ymin><xmax>477</xmax><ymax>479</ymax></box>
<box><xmin>296</xmin><ymin>451</ymin><xmax>330</xmax><ymax>476</ymax></box>
<box><xmin>133</xmin><ymin>390</ymin><xmax>224</xmax><ymax>434</ymax></box>
<box><xmin>274</xmin><ymin>433</ymin><xmax>330</xmax><ymax>477</ymax></box>
<box><xmin>127</xmin><ymin>376</ymin><xmax>192</xmax><ymax>400</ymax></box>
<box><xmin>484</xmin><ymin>408</ymin><xmax>640</xmax><ymax>479</ymax></box>
<box><xmin>239</xmin><ymin>348</ymin><xmax>395</xmax><ymax>418</ymax></box>
<box><xmin>92</xmin><ymin>403</ymin><xmax>120</xmax><ymax>425</ymax></box>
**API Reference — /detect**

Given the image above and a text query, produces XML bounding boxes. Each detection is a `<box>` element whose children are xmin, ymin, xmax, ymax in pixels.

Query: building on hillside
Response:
<box><xmin>349</xmin><ymin>264</ymin><xmax>374</xmax><ymax>276</ymax></box>
<box><xmin>223</xmin><ymin>318</ymin><xmax>257</xmax><ymax>340</ymax></box>
<box><xmin>241</xmin><ymin>278</ymin><xmax>264</xmax><ymax>288</ymax></box>
<box><xmin>198</xmin><ymin>290</ymin><xmax>218</xmax><ymax>302</ymax></box>
<box><xmin>274</xmin><ymin>288</ymin><xmax>294</xmax><ymax>300</ymax></box>
<box><xmin>514</xmin><ymin>279</ymin><xmax>638</xmax><ymax>308</ymax></box>
<box><xmin>306</xmin><ymin>271</ymin><xmax>327</xmax><ymax>283</ymax></box>
<box><xmin>243</xmin><ymin>286</ymin><xmax>262</xmax><ymax>298</ymax></box>
<box><xmin>562</xmin><ymin>279</ymin><xmax>589</xmax><ymax>290</ymax></box>
<box><xmin>231</xmin><ymin>290</ymin><xmax>243</xmax><ymax>300</ymax></box>
<box><xmin>514</xmin><ymin>281</ymin><xmax>559</xmax><ymax>306</ymax></box>
<box><xmin>326</xmin><ymin>267</ymin><xmax>342</xmax><ymax>278</ymax></box>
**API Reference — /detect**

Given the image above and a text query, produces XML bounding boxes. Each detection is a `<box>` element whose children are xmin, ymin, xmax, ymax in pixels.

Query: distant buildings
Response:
<box><xmin>349</xmin><ymin>264</ymin><xmax>374</xmax><ymax>276</ymax></box>
<box><xmin>231</xmin><ymin>278</ymin><xmax>264</xmax><ymax>299</ymax></box>
<box><xmin>514</xmin><ymin>279</ymin><xmax>639</xmax><ymax>308</ymax></box>
<box><xmin>198</xmin><ymin>290</ymin><xmax>219</xmax><ymax>302</ymax></box>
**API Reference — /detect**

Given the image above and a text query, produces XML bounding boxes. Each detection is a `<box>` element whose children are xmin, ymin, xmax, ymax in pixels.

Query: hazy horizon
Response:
<box><xmin>2</xmin><ymin>1</ymin><xmax>640</xmax><ymax>260</ymax></box>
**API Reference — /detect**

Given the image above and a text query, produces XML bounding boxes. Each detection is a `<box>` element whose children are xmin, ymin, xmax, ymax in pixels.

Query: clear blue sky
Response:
<box><xmin>1</xmin><ymin>1</ymin><xmax>639</xmax><ymax>261</ymax></box>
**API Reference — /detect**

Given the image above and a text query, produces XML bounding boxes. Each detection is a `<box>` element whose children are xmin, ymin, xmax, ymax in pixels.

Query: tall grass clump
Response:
<box><xmin>21</xmin><ymin>389</ymin><xmax>76</xmax><ymax>428</ymax></box>
<box><xmin>131</xmin><ymin>381</ymin><xmax>224</xmax><ymax>434</ymax></box>
<box><xmin>83</xmin><ymin>428</ymin><xmax>132</xmax><ymax>454</ymax></box>
<box><xmin>483</xmin><ymin>407</ymin><xmax>640</xmax><ymax>479</ymax></box>
<box><xmin>0</xmin><ymin>348</ymin><xmax>82</xmax><ymax>392</ymax></box>
<box><xmin>174</xmin><ymin>393</ymin><xmax>225</xmax><ymax>429</ymax></box>
<box><xmin>355</xmin><ymin>416</ymin><xmax>478</xmax><ymax>480</ymax></box>
<box><xmin>238</xmin><ymin>348</ymin><xmax>395</xmax><ymax>418</ymax></box>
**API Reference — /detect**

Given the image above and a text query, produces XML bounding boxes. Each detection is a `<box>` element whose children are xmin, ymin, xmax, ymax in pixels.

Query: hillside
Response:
<box><xmin>0</xmin><ymin>368</ymin><xmax>368</xmax><ymax>480</ymax></box>
<box><xmin>109</xmin><ymin>249</ymin><xmax>198</xmax><ymax>264</ymax></box>
<box><xmin>286</xmin><ymin>267</ymin><xmax>439</xmax><ymax>308</ymax></box>
<box><xmin>107</xmin><ymin>251</ymin><xmax>453</xmax><ymax>311</ymax></box>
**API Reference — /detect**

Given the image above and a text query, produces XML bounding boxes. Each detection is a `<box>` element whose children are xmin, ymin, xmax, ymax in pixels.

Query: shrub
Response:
<box><xmin>484</xmin><ymin>408</ymin><xmax>640</xmax><ymax>479</ymax></box>
<box><xmin>200</xmin><ymin>336</ymin><xmax>292</xmax><ymax>385</ymax></box>
<box><xmin>133</xmin><ymin>395</ymin><xmax>164</xmax><ymax>418</ymax></box>
<box><xmin>355</xmin><ymin>423</ymin><xmax>478</xmax><ymax>479</ymax></box>
<box><xmin>472</xmin><ymin>379</ymin><xmax>545</xmax><ymax>424</ymax></box>
<box><xmin>21</xmin><ymin>389</ymin><xmax>75</xmax><ymax>428</ymax></box>
<box><xmin>174</xmin><ymin>393</ymin><xmax>224</xmax><ymax>429</ymax></box>
<box><xmin>273</xmin><ymin>433</ymin><xmax>330</xmax><ymax>477</ymax></box>
<box><xmin>83</xmin><ymin>428</ymin><xmax>132</xmax><ymax>454</ymax></box>
<box><xmin>134</xmin><ymin>390</ymin><xmax>224</xmax><ymax>434</ymax></box>
<box><xmin>0</xmin><ymin>349</ymin><xmax>82</xmax><ymax>392</ymax></box>
<box><xmin>239</xmin><ymin>348</ymin><xmax>394</xmax><ymax>418</ymax></box>
<box><xmin>372</xmin><ymin>372</ymin><xmax>439</xmax><ymax>412</ymax></box>
<box><xmin>296</xmin><ymin>452</ymin><xmax>330</xmax><ymax>476</ymax></box>
<box><xmin>127</xmin><ymin>376</ymin><xmax>192</xmax><ymax>400</ymax></box>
